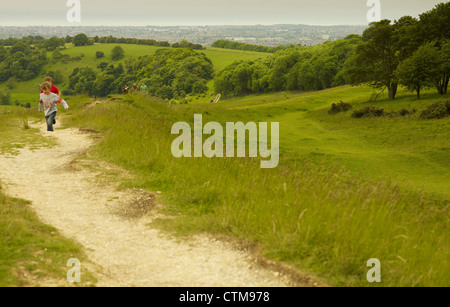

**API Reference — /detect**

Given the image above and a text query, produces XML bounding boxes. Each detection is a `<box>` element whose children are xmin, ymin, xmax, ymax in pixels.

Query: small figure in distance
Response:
<box><xmin>140</xmin><ymin>82</ymin><xmax>149</xmax><ymax>95</ymax></box>
<box><xmin>123</xmin><ymin>84</ymin><xmax>129</xmax><ymax>94</ymax></box>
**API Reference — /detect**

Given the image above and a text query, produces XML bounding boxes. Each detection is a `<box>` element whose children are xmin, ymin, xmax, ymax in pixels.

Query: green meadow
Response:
<box><xmin>1</xmin><ymin>43</ymin><xmax>449</xmax><ymax>286</ymax></box>
<box><xmin>60</xmin><ymin>84</ymin><xmax>448</xmax><ymax>287</ymax></box>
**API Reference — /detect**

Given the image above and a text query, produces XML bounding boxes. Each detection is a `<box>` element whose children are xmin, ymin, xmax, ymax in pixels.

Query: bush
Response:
<box><xmin>111</xmin><ymin>46</ymin><xmax>125</xmax><ymax>61</ymax></box>
<box><xmin>329</xmin><ymin>101</ymin><xmax>352</xmax><ymax>114</ymax></box>
<box><xmin>6</xmin><ymin>77</ymin><xmax>17</xmax><ymax>89</ymax></box>
<box><xmin>96</xmin><ymin>51</ymin><xmax>105</xmax><ymax>59</ymax></box>
<box><xmin>351</xmin><ymin>106</ymin><xmax>384</xmax><ymax>118</ymax></box>
<box><xmin>0</xmin><ymin>93</ymin><xmax>11</xmax><ymax>105</ymax></box>
<box><xmin>420</xmin><ymin>101</ymin><xmax>450</xmax><ymax>119</ymax></box>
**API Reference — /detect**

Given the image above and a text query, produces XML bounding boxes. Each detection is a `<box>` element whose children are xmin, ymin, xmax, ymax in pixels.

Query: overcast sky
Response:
<box><xmin>0</xmin><ymin>0</ymin><xmax>446</xmax><ymax>26</ymax></box>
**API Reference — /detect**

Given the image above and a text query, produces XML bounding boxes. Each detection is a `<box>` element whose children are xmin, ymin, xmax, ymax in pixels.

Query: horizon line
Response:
<box><xmin>0</xmin><ymin>24</ymin><xmax>369</xmax><ymax>27</ymax></box>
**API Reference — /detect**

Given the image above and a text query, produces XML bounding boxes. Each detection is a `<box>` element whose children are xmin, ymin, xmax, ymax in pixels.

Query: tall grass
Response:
<box><xmin>65</xmin><ymin>92</ymin><xmax>449</xmax><ymax>286</ymax></box>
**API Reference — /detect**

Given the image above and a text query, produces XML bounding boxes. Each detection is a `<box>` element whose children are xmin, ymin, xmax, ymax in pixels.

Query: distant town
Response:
<box><xmin>0</xmin><ymin>25</ymin><xmax>367</xmax><ymax>47</ymax></box>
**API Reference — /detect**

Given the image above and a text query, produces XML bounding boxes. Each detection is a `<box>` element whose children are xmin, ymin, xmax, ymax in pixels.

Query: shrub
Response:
<box><xmin>351</xmin><ymin>106</ymin><xmax>384</xmax><ymax>118</ymax></box>
<box><xmin>111</xmin><ymin>46</ymin><xmax>125</xmax><ymax>61</ymax></box>
<box><xmin>6</xmin><ymin>76</ymin><xmax>17</xmax><ymax>89</ymax></box>
<box><xmin>0</xmin><ymin>93</ymin><xmax>11</xmax><ymax>105</ymax></box>
<box><xmin>96</xmin><ymin>51</ymin><xmax>105</xmax><ymax>59</ymax></box>
<box><xmin>420</xmin><ymin>101</ymin><xmax>450</xmax><ymax>119</ymax></box>
<box><xmin>329</xmin><ymin>101</ymin><xmax>352</xmax><ymax>114</ymax></box>
<box><xmin>397</xmin><ymin>108</ymin><xmax>417</xmax><ymax>117</ymax></box>
<box><xmin>384</xmin><ymin>108</ymin><xmax>417</xmax><ymax>118</ymax></box>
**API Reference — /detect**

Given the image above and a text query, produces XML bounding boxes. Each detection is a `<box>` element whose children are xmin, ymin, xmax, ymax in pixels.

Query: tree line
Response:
<box><xmin>211</xmin><ymin>40</ymin><xmax>288</xmax><ymax>53</ymax></box>
<box><xmin>215</xmin><ymin>3</ymin><xmax>449</xmax><ymax>100</ymax></box>
<box><xmin>344</xmin><ymin>2</ymin><xmax>449</xmax><ymax>99</ymax></box>
<box><xmin>214</xmin><ymin>35</ymin><xmax>361</xmax><ymax>96</ymax></box>
<box><xmin>67</xmin><ymin>34</ymin><xmax>204</xmax><ymax>50</ymax></box>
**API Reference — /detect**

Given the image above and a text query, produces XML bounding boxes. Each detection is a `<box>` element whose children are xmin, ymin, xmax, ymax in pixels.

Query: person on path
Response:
<box><xmin>39</xmin><ymin>82</ymin><xmax>69</xmax><ymax>132</ymax></box>
<box><xmin>40</xmin><ymin>76</ymin><xmax>61</xmax><ymax>96</ymax></box>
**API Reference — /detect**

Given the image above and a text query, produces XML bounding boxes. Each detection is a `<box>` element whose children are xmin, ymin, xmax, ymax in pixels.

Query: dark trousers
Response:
<box><xmin>45</xmin><ymin>112</ymin><xmax>57</xmax><ymax>132</ymax></box>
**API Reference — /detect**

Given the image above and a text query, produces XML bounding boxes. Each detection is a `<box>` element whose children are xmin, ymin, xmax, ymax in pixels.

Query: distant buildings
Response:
<box><xmin>0</xmin><ymin>24</ymin><xmax>366</xmax><ymax>47</ymax></box>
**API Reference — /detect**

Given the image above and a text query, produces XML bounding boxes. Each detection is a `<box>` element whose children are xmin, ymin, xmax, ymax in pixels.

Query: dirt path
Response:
<box><xmin>0</xmin><ymin>119</ymin><xmax>316</xmax><ymax>287</ymax></box>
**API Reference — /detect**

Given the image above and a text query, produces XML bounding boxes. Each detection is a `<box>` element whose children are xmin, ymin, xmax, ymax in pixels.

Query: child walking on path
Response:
<box><xmin>39</xmin><ymin>82</ymin><xmax>69</xmax><ymax>132</ymax></box>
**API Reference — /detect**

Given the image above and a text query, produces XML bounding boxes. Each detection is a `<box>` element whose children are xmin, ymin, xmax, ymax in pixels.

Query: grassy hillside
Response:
<box><xmin>223</xmin><ymin>86</ymin><xmax>450</xmax><ymax>198</ymax></box>
<box><xmin>0</xmin><ymin>43</ymin><xmax>270</xmax><ymax>104</ymax></box>
<box><xmin>1</xmin><ymin>43</ymin><xmax>448</xmax><ymax>286</ymax></box>
<box><xmin>58</xmin><ymin>85</ymin><xmax>449</xmax><ymax>287</ymax></box>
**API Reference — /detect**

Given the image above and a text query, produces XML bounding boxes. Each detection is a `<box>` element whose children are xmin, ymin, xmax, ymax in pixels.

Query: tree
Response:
<box><xmin>418</xmin><ymin>3</ymin><xmax>450</xmax><ymax>45</ymax></box>
<box><xmin>349</xmin><ymin>20</ymin><xmax>400</xmax><ymax>100</ymax></box>
<box><xmin>10</xmin><ymin>41</ymin><xmax>31</xmax><ymax>55</ymax></box>
<box><xmin>94</xmin><ymin>74</ymin><xmax>115</xmax><ymax>97</ymax></box>
<box><xmin>437</xmin><ymin>40</ymin><xmax>450</xmax><ymax>95</ymax></box>
<box><xmin>393</xmin><ymin>16</ymin><xmax>421</xmax><ymax>62</ymax></box>
<box><xmin>396</xmin><ymin>43</ymin><xmax>442</xmax><ymax>99</ymax></box>
<box><xmin>52</xmin><ymin>49</ymin><xmax>64</xmax><ymax>61</ymax></box>
<box><xmin>73</xmin><ymin>34</ymin><xmax>90</xmax><ymax>46</ymax></box>
<box><xmin>0</xmin><ymin>45</ymin><xmax>7</xmax><ymax>62</ymax></box>
<box><xmin>0</xmin><ymin>93</ymin><xmax>11</xmax><ymax>105</ymax></box>
<box><xmin>6</xmin><ymin>77</ymin><xmax>17</xmax><ymax>89</ymax></box>
<box><xmin>44</xmin><ymin>37</ymin><xmax>65</xmax><ymax>51</ymax></box>
<box><xmin>96</xmin><ymin>51</ymin><xmax>105</xmax><ymax>59</ymax></box>
<box><xmin>111</xmin><ymin>46</ymin><xmax>125</xmax><ymax>61</ymax></box>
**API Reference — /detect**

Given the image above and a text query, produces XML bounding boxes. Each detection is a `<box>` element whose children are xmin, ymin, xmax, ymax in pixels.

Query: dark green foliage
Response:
<box><xmin>397</xmin><ymin>108</ymin><xmax>417</xmax><ymax>117</ymax></box>
<box><xmin>329</xmin><ymin>101</ymin><xmax>352</xmax><ymax>114</ymax></box>
<box><xmin>6</xmin><ymin>77</ymin><xmax>17</xmax><ymax>89</ymax></box>
<box><xmin>383</xmin><ymin>108</ymin><xmax>417</xmax><ymax>118</ymax></box>
<box><xmin>43</xmin><ymin>37</ymin><xmax>65</xmax><ymax>51</ymax></box>
<box><xmin>396</xmin><ymin>43</ymin><xmax>442</xmax><ymax>99</ymax></box>
<box><xmin>66</xmin><ymin>48</ymin><xmax>214</xmax><ymax>99</ymax></box>
<box><xmin>351</xmin><ymin>107</ymin><xmax>384</xmax><ymax>118</ymax></box>
<box><xmin>347</xmin><ymin>3</ymin><xmax>450</xmax><ymax>99</ymax></box>
<box><xmin>212</xmin><ymin>40</ymin><xmax>288</xmax><ymax>53</ymax></box>
<box><xmin>133</xmin><ymin>48</ymin><xmax>214</xmax><ymax>99</ymax></box>
<box><xmin>0</xmin><ymin>40</ymin><xmax>47</xmax><ymax>82</ymax></box>
<box><xmin>97</xmin><ymin>62</ymin><xmax>108</xmax><ymax>71</ymax></box>
<box><xmin>0</xmin><ymin>93</ymin><xmax>11</xmax><ymax>105</ymax></box>
<box><xmin>96</xmin><ymin>51</ymin><xmax>105</xmax><ymax>59</ymax></box>
<box><xmin>96</xmin><ymin>35</ymin><xmax>170</xmax><ymax>47</ymax></box>
<box><xmin>215</xmin><ymin>36</ymin><xmax>361</xmax><ymax>96</ymax></box>
<box><xmin>72</xmin><ymin>33</ymin><xmax>93</xmax><ymax>47</ymax></box>
<box><xmin>111</xmin><ymin>46</ymin><xmax>125</xmax><ymax>61</ymax></box>
<box><xmin>172</xmin><ymin>40</ymin><xmax>204</xmax><ymax>50</ymax></box>
<box><xmin>45</xmin><ymin>70</ymin><xmax>64</xmax><ymax>85</ymax></box>
<box><xmin>68</xmin><ymin>67</ymin><xmax>97</xmax><ymax>95</ymax></box>
<box><xmin>420</xmin><ymin>101</ymin><xmax>450</xmax><ymax>119</ymax></box>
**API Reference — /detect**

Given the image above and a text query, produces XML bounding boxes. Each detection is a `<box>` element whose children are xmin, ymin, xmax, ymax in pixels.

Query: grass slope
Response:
<box><xmin>60</xmin><ymin>85</ymin><xmax>449</xmax><ymax>287</ymax></box>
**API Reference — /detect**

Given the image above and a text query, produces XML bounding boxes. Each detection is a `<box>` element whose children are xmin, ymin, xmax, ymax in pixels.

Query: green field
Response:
<box><xmin>58</xmin><ymin>83</ymin><xmax>448</xmax><ymax>286</ymax></box>
<box><xmin>1</xmin><ymin>43</ymin><xmax>449</xmax><ymax>286</ymax></box>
